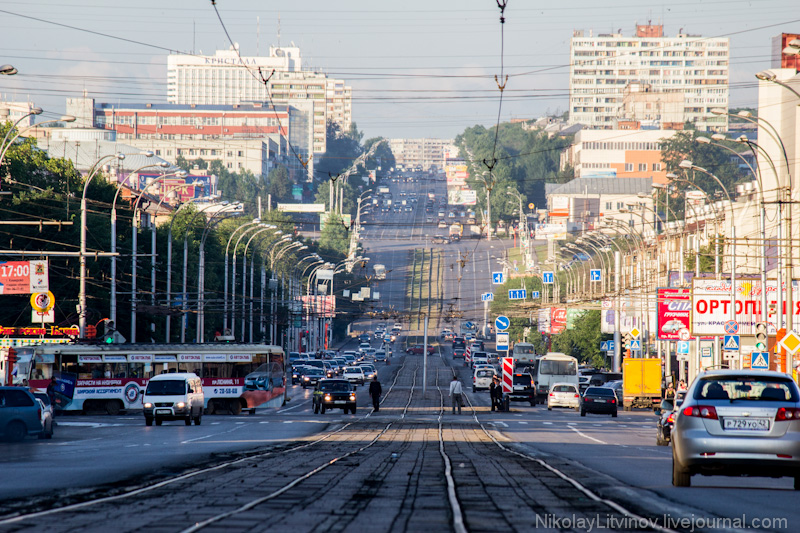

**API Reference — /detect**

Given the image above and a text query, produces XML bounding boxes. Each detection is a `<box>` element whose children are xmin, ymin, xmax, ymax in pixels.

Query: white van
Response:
<box><xmin>473</xmin><ymin>367</ymin><xmax>497</xmax><ymax>392</ymax></box>
<box><xmin>143</xmin><ymin>373</ymin><xmax>204</xmax><ymax>427</ymax></box>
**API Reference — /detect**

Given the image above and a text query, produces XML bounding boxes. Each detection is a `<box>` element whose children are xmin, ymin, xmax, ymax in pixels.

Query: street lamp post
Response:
<box><xmin>223</xmin><ymin>220</ymin><xmax>264</xmax><ymax>332</ymax></box>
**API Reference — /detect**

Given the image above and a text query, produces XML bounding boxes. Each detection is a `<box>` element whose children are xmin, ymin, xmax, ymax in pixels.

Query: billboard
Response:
<box><xmin>537</xmin><ymin>308</ymin><xmax>550</xmax><ymax>334</ymax></box>
<box><xmin>0</xmin><ymin>261</ymin><xmax>49</xmax><ymax>294</ymax></box>
<box><xmin>300</xmin><ymin>295</ymin><xmax>336</xmax><ymax>318</ymax></box>
<box><xmin>657</xmin><ymin>287</ymin><xmax>691</xmax><ymax>340</ymax></box>
<box><xmin>691</xmin><ymin>278</ymin><xmax>800</xmax><ymax>336</ymax></box>
<box><xmin>566</xmin><ymin>308</ymin><xmax>587</xmax><ymax>330</ymax></box>
<box><xmin>277</xmin><ymin>203</ymin><xmax>326</xmax><ymax>213</ymax></box>
<box><xmin>534</xmin><ymin>223</ymin><xmax>567</xmax><ymax>241</ymax></box>
<box><xmin>551</xmin><ymin>308</ymin><xmax>567</xmax><ymax>334</ymax></box>
<box><xmin>447</xmin><ymin>187</ymin><xmax>477</xmax><ymax>206</ymax></box>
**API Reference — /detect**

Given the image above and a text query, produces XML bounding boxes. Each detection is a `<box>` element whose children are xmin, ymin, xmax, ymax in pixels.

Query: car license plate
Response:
<box><xmin>334</xmin><ymin>400</ymin><xmax>345</xmax><ymax>404</ymax></box>
<box><xmin>723</xmin><ymin>417</ymin><xmax>769</xmax><ymax>431</ymax></box>
<box><xmin>156</xmin><ymin>409</ymin><xmax>171</xmax><ymax>415</ymax></box>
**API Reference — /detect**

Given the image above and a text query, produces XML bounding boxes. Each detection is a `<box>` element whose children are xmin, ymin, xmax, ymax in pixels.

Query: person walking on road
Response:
<box><xmin>449</xmin><ymin>375</ymin><xmax>463</xmax><ymax>415</ymax></box>
<box><xmin>369</xmin><ymin>375</ymin><xmax>383</xmax><ymax>412</ymax></box>
<box><xmin>489</xmin><ymin>376</ymin><xmax>499</xmax><ymax>412</ymax></box>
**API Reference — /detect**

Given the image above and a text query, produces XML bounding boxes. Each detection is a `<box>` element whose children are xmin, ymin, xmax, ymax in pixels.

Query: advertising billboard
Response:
<box><xmin>447</xmin><ymin>187</ymin><xmax>477</xmax><ymax>206</ymax></box>
<box><xmin>551</xmin><ymin>308</ymin><xmax>567</xmax><ymax>334</ymax></box>
<box><xmin>534</xmin><ymin>223</ymin><xmax>567</xmax><ymax>241</ymax></box>
<box><xmin>537</xmin><ymin>308</ymin><xmax>550</xmax><ymax>334</ymax></box>
<box><xmin>0</xmin><ymin>260</ymin><xmax>49</xmax><ymax>294</ymax></box>
<box><xmin>300</xmin><ymin>295</ymin><xmax>336</xmax><ymax>318</ymax></box>
<box><xmin>657</xmin><ymin>287</ymin><xmax>691</xmax><ymax>340</ymax></box>
<box><xmin>691</xmin><ymin>278</ymin><xmax>800</xmax><ymax>336</ymax></box>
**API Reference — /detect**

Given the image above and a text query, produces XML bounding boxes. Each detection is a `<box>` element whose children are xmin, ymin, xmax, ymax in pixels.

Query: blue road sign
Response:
<box><xmin>724</xmin><ymin>320</ymin><xmax>739</xmax><ymax>334</ymax></box>
<box><xmin>590</xmin><ymin>269</ymin><xmax>601</xmax><ymax>282</ymax></box>
<box><xmin>492</xmin><ymin>272</ymin><xmax>504</xmax><ymax>285</ymax></box>
<box><xmin>481</xmin><ymin>292</ymin><xmax>494</xmax><ymax>302</ymax></box>
<box><xmin>496</xmin><ymin>332</ymin><xmax>509</xmax><ymax>351</ymax></box>
<box><xmin>531</xmin><ymin>291</ymin><xmax>540</xmax><ymax>298</ymax></box>
<box><xmin>465</xmin><ymin>321</ymin><xmax>474</xmax><ymax>329</ymax></box>
<box><xmin>607</xmin><ymin>340</ymin><xmax>615</xmax><ymax>351</ymax></box>
<box><xmin>723</xmin><ymin>335</ymin><xmax>740</xmax><ymax>351</ymax></box>
<box><xmin>508</xmin><ymin>289</ymin><xmax>527</xmax><ymax>300</ymax></box>
<box><xmin>677</xmin><ymin>341</ymin><xmax>690</xmax><ymax>354</ymax></box>
<box><xmin>751</xmin><ymin>352</ymin><xmax>769</xmax><ymax>370</ymax></box>
<box><xmin>494</xmin><ymin>315</ymin><xmax>510</xmax><ymax>331</ymax></box>
<box><xmin>629</xmin><ymin>339</ymin><xmax>642</xmax><ymax>350</ymax></box>
<box><xmin>601</xmin><ymin>341</ymin><xmax>609</xmax><ymax>351</ymax></box>
<box><xmin>542</xmin><ymin>271</ymin><xmax>554</xmax><ymax>284</ymax></box>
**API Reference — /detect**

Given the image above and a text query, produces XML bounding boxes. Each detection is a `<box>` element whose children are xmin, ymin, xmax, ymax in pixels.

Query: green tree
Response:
<box><xmin>267</xmin><ymin>165</ymin><xmax>292</xmax><ymax>203</ymax></box>
<box><xmin>175</xmin><ymin>154</ymin><xmax>189</xmax><ymax>171</ymax></box>
<box><xmin>363</xmin><ymin>137</ymin><xmax>395</xmax><ymax>177</ymax></box>
<box><xmin>551</xmin><ymin>310</ymin><xmax>608</xmax><ymax>368</ymax></box>
<box><xmin>318</xmin><ymin>213</ymin><xmax>350</xmax><ymax>256</ymax></box>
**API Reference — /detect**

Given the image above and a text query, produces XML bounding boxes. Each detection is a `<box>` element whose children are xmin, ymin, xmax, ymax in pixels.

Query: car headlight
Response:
<box><xmin>349</xmin><ymin>395</ymin><xmax>356</xmax><ymax>401</ymax></box>
<box><xmin>176</xmin><ymin>402</ymin><xmax>186</xmax><ymax>409</ymax></box>
<box><xmin>304</xmin><ymin>376</ymin><xmax>310</xmax><ymax>381</ymax></box>
<box><xmin>324</xmin><ymin>395</ymin><xmax>332</xmax><ymax>401</ymax></box>
<box><xmin>144</xmin><ymin>402</ymin><xmax>152</xmax><ymax>409</ymax></box>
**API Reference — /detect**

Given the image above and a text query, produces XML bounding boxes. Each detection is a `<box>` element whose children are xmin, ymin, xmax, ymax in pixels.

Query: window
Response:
<box><xmin>638</xmin><ymin>163</ymin><xmax>647</xmax><ymax>172</ymax></box>
<box><xmin>606</xmin><ymin>202</ymin><xmax>612</xmax><ymax>210</ymax></box>
<box><xmin>624</xmin><ymin>163</ymin><xmax>633</xmax><ymax>172</ymax></box>
<box><xmin>653</xmin><ymin>163</ymin><xmax>662</xmax><ymax>171</ymax></box>
<box><xmin>237</xmin><ymin>151</ymin><xmax>244</xmax><ymax>157</ymax></box>
<box><xmin>616</xmin><ymin>202</ymin><xmax>623</xmax><ymax>209</ymax></box>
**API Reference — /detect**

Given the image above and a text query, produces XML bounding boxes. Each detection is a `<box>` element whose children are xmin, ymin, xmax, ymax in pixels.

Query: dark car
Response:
<box><xmin>581</xmin><ymin>386</ymin><xmax>618</xmax><ymax>417</ymax></box>
<box><xmin>301</xmin><ymin>368</ymin><xmax>326</xmax><ymax>388</ymax></box>
<box><xmin>358</xmin><ymin>333</ymin><xmax>370</xmax><ymax>344</ymax></box>
<box><xmin>508</xmin><ymin>373</ymin><xmax>536</xmax><ymax>406</ymax></box>
<box><xmin>0</xmin><ymin>387</ymin><xmax>43</xmax><ymax>442</ymax></box>
<box><xmin>313</xmin><ymin>379</ymin><xmax>357</xmax><ymax>414</ymax></box>
<box><xmin>604</xmin><ymin>380</ymin><xmax>624</xmax><ymax>405</ymax></box>
<box><xmin>292</xmin><ymin>364</ymin><xmax>311</xmax><ymax>385</ymax></box>
<box><xmin>453</xmin><ymin>337</ymin><xmax>466</xmax><ymax>351</ymax></box>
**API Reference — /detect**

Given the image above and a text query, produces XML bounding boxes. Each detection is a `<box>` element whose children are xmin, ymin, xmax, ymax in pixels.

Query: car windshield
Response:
<box><xmin>554</xmin><ymin>385</ymin><xmax>576</xmax><ymax>392</ymax></box>
<box><xmin>146</xmin><ymin>380</ymin><xmax>186</xmax><ymax>396</ymax></box>
<box><xmin>345</xmin><ymin>367</ymin><xmax>362</xmax><ymax>373</ymax></box>
<box><xmin>694</xmin><ymin>377</ymin><xmax>799</xmax><ymax>402</ymax></box>
<box><xmin>306</xmin><ymin>369</ymin><xmax>325</xmax><ymax>376</ymax></box>
<box><xmin>320</xmin><ymin>382</ymin><xmax>351</xmax><ymax>392</ymax></box>
<box><xmin>476</xmin><ymin>370</ymin><xmax>494</xmax><ymax>378</ymax></box>
<box><xmin>540</xmin><ymin>360</ymin><xmax>577</xmax><ymax>375</ymax></box>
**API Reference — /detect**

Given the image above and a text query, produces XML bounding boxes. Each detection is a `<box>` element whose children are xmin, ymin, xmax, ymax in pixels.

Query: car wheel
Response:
<box><xmin>472</xmin><ymin>387</ymin><xmax>476</xmax><ymax>393</ymax></box>
<box><xmin>195</xmin><ymin>415</ymin><xmax>202</xmax><ymax>426</ymax></box>
<box><xmin>105</xmin><ymin>400</ymin><xmax>122</xmax><ymax>416</ymax></box>
<box><xmin>580</xmin><ymin>410</ymin><xmax>586</xmax><ymax>417</ymax></box>
<box><xmin>155</xmin><ymin>418</ymin><xmax>163</xmax><ymax>426</ymax></box>
<box><xmin>185</xmin><ymin>417</ymin><xmax>192</xmax><ymax>426</ymax></box>
<box><xmin>547</xmin><ymin>405</ymin><xmax>552</xmax><ymax>411</ymax></box>
<box><xmin>529</xmin><ymin>400</ymin><xmax>535</xmax><ymax>407</ymax></box>
<box><xmin>145</xmin><ymin>417</ymin><xmax>153</xmax><ymax>427</ymax></box>
<box><xmin>611</xmin><ymin>411</ymin><xmax>618</xmax><ymax>418</ymax></box>
<box><xmin>351</xmin><ymin>407</ymin><xmax>356</xmax><ymax>414</ymax></box>
<box><xmin>672</xmin><ymin>452</ymin><xmax>691</xmax><ymax>487</ymax></box>
<box><xmin>5</xmin><ymin>421</ymin><xmax>26</xmax><ymax>442</ymax></box>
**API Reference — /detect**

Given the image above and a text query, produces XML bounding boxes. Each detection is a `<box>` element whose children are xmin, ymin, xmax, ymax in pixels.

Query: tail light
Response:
<box><xmin>667</xmin><ymin>413</ymin><xmax>675</xmax><ymax>424</ymax></box>
<box><xmin>610</xmin><ymin>398</ymin><xmax>616</xmax><ymax>404</ymax></box>
<box><xmin>549</xmin><ymin>392</ymin><xmax>555</xmax><ymax>396</ymax></box>
<box><xmin>585</xmin><ymin>398</ymin><xmax>593</xmax><ymax>402</ymax></box>
<box><xmin>682</xmin><ymin>405</ymin><xmax>718</xmax><ymax>420</ymax></box>
<box><xmin>775</xmin><ymin>407</ymin><xmax>800</xmax><ymax>421</ymax></box>
<box><xmin>574</xmin><ymin>394</ymin><xmax>580</xmax><ymax>398</ymax></box>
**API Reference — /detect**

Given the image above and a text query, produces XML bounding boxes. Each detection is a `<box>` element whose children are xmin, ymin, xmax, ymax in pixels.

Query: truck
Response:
<box><xmin>621</xmin><ymin>357</ymin><xmax>661</xmax><ymax>410</ymax></box>
<box><xmin>448</xmin><ymin>223</ymin><xmax>462</xmax><ymax>240</ymax></box>
<box><xmin>373</xmin><ymin>264</ymin><xmax>386</xmax><ymax>280</ymax></box>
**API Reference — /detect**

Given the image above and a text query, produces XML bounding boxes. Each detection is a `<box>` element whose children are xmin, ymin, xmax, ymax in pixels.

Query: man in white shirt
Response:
<box><xmin>449</xmin><ymin>375</ymin><xmax>463</xmax><ymax>414</ymax></box>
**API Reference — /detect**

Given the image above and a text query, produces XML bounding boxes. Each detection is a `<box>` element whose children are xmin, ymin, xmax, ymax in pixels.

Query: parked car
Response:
<box><xmin>548</xmin><ymin>383</ymin><xmax>581</xmax><ymax>411</ymax></box>
<box><xmin>313</xmin><ymin>379</ymin><xmax>357</xmax><ymax>414</ymax></box>
<box><xmin>581</xmin><ymin>386</ymin><xmax>618</xmax><ymax>417</ymax></box>
<box><xmin>671</xmin><ymin>370</ymin><xmax>800</xmax><ymax>488</ymax></box>
<box><xmin>604</xmin><ymin>380</ymin><xmax>624</xmax><ymax>405</ymax></box>
<box><xmin>0</xmin><ymin>387</ymin><xmax>42</xmax><ymax>442</ymax></box>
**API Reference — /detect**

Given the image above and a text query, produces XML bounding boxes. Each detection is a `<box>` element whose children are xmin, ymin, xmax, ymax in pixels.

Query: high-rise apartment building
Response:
<box><xmin>569</xmin><ymin>24</ymin><xmax>729</xmax><ymax>131</ymax></box>
<box><xmin>388</xmin><ymin>138</ymin><xmax>458</xmax><ymax>172</ymax></box>
<box><xmin>167</xmin><ymin>44</ymin><xmax>352</xmax><ymax>155</ymax></box>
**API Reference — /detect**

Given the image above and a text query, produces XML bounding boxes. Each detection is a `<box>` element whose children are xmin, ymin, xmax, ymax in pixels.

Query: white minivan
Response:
<box><xmin>473</xmin><ymin>367</ymin><xmax>497</xmax><ymax>392</ymax></box>
<box><xmin>143</xmin><ymin>373</ymin><xmax>205</xmax><ymax>426</ymax></box>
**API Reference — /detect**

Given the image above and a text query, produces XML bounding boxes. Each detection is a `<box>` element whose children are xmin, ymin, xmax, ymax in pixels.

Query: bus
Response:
<box><xmin>511</xmin><ymin>342</ymin><xmax>537</xmax><ymax>366</ymax></box>
<box><xmin>18</xmin><ymin>343</ymin><xmax>285</xmax><ymax>415</ymax></box>
<box><xmin>531</xmin><ymin>352</ymin><xmax>579</xmax><ymax>404</ymax></box>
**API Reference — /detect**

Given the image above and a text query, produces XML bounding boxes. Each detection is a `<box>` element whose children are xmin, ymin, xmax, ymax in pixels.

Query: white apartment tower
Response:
<box><xmin>569</xmin><ymin>24</ymin><xmax>729</xmax><ymax>131</ymax></box>
<box><xmin>167</xmin><ymin>44</ymin><xmax>352</xmax><ymax>155</ymax></box>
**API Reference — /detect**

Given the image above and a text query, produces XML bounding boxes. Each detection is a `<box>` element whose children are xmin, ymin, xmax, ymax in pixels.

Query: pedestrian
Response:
<box><xmin>489</xmin><ymin>376</ymin><xmax>499</xmax><ymax>411</ymax></box>
<box><xmin>46</xmin><ymin>377</ymin><xmax>57</xmax><ymax>407</ymax></box>
<box><xmin>491</xmin><ymin>376</ymin><xmax>504</xmax><ymax>411</ymax></box>
<box><xmin>664</xmin><ymin>382</ymin><xmax>675</xmax><ymax>400</ymax></box>
<box><xmin>449</xmin><ymin>375</ymin><xmax>463</xmax><ymax>415</ymax></box>
<box><xmin>369</xmin><ymin>375</ymin><xmax>382</xmax><ymax>412</ymax></box>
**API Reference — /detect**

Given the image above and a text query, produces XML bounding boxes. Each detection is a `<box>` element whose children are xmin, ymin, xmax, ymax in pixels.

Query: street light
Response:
<box><xmin>223</xmin><ymin>219</ymin><xmax>263</xmax><ymax>332</ymax></box>
<box><xmin>230</xmin><ymin>224</ymin><xmax>278</xmax><ymax>339</ymax></box>
<box><xmin>0</xmin><ymin>64</ymin><xmax>17</xmax><ymax>75</ymax></box>
<box><xmin>240</xmin><ymin>229</ymin><xmax>286</xmax><ymax>342</ymax></box>
<box><xmin>0</xmin><ymin>111</ymin><xmax>75</xmax><ymax>167</ymax></box>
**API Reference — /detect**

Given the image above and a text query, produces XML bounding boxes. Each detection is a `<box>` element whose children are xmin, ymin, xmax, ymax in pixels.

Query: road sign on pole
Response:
<box><xmin>508</xmin><ymin>289</ymin><xmax>527</xmax><ymax>300</ymax></box>
<box><xmin>496</xmin><ymin>332</ymin><xmax>509</xmax><ymax>351</ymax></box>
<box><xmin>677</xmin><ymin>341</ymin><xmax>690</xmax><ymax>354</ymax></box>
<box><xmin>531</xmin><ymin>291</ymin><xmax>540</xmax><ymax>298</ymax></box>
<box><xmin>542</xmin><ymin>271</ymin><xmax>554</xmax><ymax>284</ymax></box>
<box><xmin>724</xmin><ymin>320</ymin><xmax>739</xmax><ymax>334</ymax></box>
<box><xmin>492</xmin><ymin>272</ymin><xmax>504</xmax><ymax>285</ymax></box>
<box><xmin>481</xmin><ymin>292</ymin><xmax>494</xmax><ymax>302</ymax></box>
<box><xmin>494</xmin><ymin>315</ymin><xmax>510</xmax><ymax>331</ymax></box>
<box><xmin>723</xmin><ymin>335</ymin><xmax>740</xmax><ymax>351</ymax></box>
<box><xmin>590</xmin><ymin>269</ymin><xmax>601</xmax><ymax>282</ymax></box>
<box><xmin>751</xmin><ymin>352</ymin><xmax>769</xmax><ymax>370</ymax></box>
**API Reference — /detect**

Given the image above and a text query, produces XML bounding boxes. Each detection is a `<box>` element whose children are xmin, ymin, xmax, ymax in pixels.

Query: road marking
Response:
<box><xmin>210</xmin><ymin>422</ymin><xmax>220</xmax><ymax>425</ymax></box>
<box><xmin>259</xmin><ymin>421</ymin><xmax>270</xmax><ymax>424</ymax></box>
<box><xmin>517</xmin><ymin>421</ymin><xmax>528</xmax><ymax>425</ymax></box>
<box><xmin>277</xmin><ymin>402</ymin><xmax>305</xmax><ymax>413</ymax></box>
<box><xmin>542</xmin><ymin>421</ymin><xmax>553</xmax><ymax>425</ymax></box>
<box><xmin>283</xmin><ymin>421</ymin><xmax>294</xmax><ymax>424</ymax></box>
<box><xmin>181</xmin><ymin>434</ymin><xmax>213</xmax><ymax>444</ymax></box>
<box><xmin>494</xmin><ymin>421</ymin><xmax>508</xmax><ymax>427</ymax></box>
<box><xmin>569</xmin><ymin>425</ymin><xmax>607</xmax><ymax>444</ymax></box>
<box><xmin>235</xmin><ymin>422</ymin><xmax>245</xmax><ymax>425</ymax></box>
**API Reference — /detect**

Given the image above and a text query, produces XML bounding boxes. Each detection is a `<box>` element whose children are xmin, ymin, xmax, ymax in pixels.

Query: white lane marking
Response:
<box><xmin>235</xmin><ymin>422</ymin><xmax>245</xmax><ymax>425</ymax></box>
<box><xmin>517</xmin><ymin>421</ymin><xmax>528</xmax><ymax>425</ymax></box>
<box><xmin>569</xmin><ymin>425</ymin><xmax>607</xmax><ymax>444</ymax></box>
<box><xmin>181</xmin><ymin>434</ymin><xmax>213</xmax><ymax>444</ymax></box>
<box><xmin>277</xmin><ymin>402</ymin><xmax>305</xmax><ymax>413</ymax></box>
<box><xmin>283</xmin><ymin>421</ymin><xmax>294</xmax><ymax>424</ymax></box>
<box><xmin>542</xmin><ymin>421</ymin><xmax>553</xmax><ymax>425</ymax></box>
<box><xmin>259</xmin><ymin>421</ymin><xmax>270</xmax><ymax>424</ymax></box>
<box><xmin>494</xmin><ymin>421</ymin><xmax>508</xmax><ymax>427</ymax></box>
<box><xmin>211</xmin><ymin>422</ymin><xmax>220</xmax><ymax>425</ymax></box>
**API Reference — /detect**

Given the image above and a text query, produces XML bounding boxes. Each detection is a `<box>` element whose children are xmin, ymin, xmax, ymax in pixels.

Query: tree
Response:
<box><xmin>318</xmin><ymin>213</ymin><xmax>350</xmax><ymax>256</ymax></box>
<box><xmin>363</xmin><ymin>137</ymin><xmax>395</xmax><ymax>177</ymax></box>
<box><xmin>267</xmin><ymin>165</ymin><xmax>292</xmax><ymax>203</ymax></box>
<box><xmin>175</xmin><ymin>154</ymin><xmax>189</xmax><ymax>171</ymax></box>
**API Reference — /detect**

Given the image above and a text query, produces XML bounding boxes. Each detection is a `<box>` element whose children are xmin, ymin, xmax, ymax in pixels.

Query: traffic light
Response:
<box><xmin>102</xmin><ymin>320</ymin><xmax>115</xmax><ymax>344</ymax></box>
<box><xmin>755</xmin><ymin>322</ymin><xmax>768</xmax><ymax>352</ymax></box>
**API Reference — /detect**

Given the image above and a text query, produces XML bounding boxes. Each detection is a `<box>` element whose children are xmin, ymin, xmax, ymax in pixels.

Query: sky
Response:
<box><xmin>0</xmin><ymin>0</ymin><xmax>797</xmax><ymax>140</ymax></box>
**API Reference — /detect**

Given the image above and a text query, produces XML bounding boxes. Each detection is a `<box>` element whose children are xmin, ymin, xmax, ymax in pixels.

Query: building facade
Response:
<box><xmin>167</xmin><ymin>45</ymin><xmax>352</xmax><ymax>155</ymax></box>
<box><xmin>545</xmin><ymin>177</ymin><xmax>654</xmax><ymax>230</ymax></box>
<box><xmin>388</xmin><ymin>138</ymin><xmax>457</xmax><ymax>171</ymax></box>
<box><xmin>569</xmin><ymin>24</ymin><xmax>729</xmax><ymax>131</ymax></box>
<box><xmin>560</xmin><ymin>129</ymin><xmax>678</xmax><ymax>184</ymax></box>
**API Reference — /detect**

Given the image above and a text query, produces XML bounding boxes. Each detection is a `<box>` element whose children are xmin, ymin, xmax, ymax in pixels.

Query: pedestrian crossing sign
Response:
<box><xmin>751</xmin><ymin>352</ymin><xmax>769</xmax><ymax>370</ymax></box>
<box><xmin>723</xmin><ymin>335</ymin><xmax>740</xmax><ymax>351</ymax></box>
<box><xmin>629</xmin><ymin>339</ymin><xmax>642</xmax><ymax>350</ymax></box>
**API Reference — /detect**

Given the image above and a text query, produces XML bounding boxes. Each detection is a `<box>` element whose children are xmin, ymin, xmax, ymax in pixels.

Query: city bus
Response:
<box><xmin>20</xmin><ymin>343</ymin><xmax>285</xmax><ymax>415</ymax></box>
<box><xmin>531</xmin><ymin>352</ymin><xmax>579</xmax><ymax>404</ymax></box>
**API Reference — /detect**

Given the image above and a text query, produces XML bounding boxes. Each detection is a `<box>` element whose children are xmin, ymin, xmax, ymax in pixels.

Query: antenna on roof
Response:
<box><xmin>277</xmin><ymin>14</ymin><xmax>281</xmax><ymax>49</ymax></box>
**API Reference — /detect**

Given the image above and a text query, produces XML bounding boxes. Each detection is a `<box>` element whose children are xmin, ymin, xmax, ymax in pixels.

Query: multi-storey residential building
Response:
<box><xmin>388</xmin><ymin>138</ymin><xmax>457</xmax><ymax>171</ymax></box>
<box><xmin>0</xmin><ymin>101</ymin><xmax>39</xmax><ymax>127</ymax></box>
<box><xmin>560</xmin><ymin>129</ymin><xmax>678</xmax><ymax>184</ymax></box>
<box><xmin>167</xmin><ymin>44</ymin><xmax>352</xmax><ymax>156</ymax></box>
<box><xmin>65</xmin><ymin>97</ymin><xmax>311</xmax><ymax>180</ymax></box>
<box><xmin>569</xmin><ymin>24</ymin><xmax>729</xmax><ymax>131</ymax></box>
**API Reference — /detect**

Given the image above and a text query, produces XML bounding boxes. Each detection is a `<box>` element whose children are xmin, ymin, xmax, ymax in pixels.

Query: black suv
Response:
<box><xmin>313</xmin><ymin>379</ymin><xmax>357</xmax><ymax>414</ymax></box>
<box><xmin>508</xmin><ymin>373</ymin><xmax>536</xmax><ymax>406</ymax></box>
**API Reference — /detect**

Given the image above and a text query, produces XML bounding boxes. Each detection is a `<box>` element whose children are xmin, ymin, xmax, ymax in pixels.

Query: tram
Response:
<box><xmin>17</xmin><ymin>343</ymin><xmax>285</xmax><ymax>415</ymax></box>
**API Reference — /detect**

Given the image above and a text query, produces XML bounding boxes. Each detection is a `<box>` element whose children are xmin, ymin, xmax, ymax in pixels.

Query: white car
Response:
<box><xmin>361</xmin><ymin>364</ymin><xmax>377</xmax><ymax>381</ymax></box>
<box><xmin>473</xmin><ymin>367</ymin><xmax>497</xmax><ymax>392</ymax></box>
<box><xmin>547</xmin><ymin>382</ymin><xmax>581</xmax><ymax>411</ymax></box>
<box><xmin>343</xmin><ymin>366</ymin><xmax>365</xmax><ymax>386</ymax></box>
<box><xmin>661</xmin><ymin>319</ymin><xmax>684</xmax><ymax>334</ymax></box>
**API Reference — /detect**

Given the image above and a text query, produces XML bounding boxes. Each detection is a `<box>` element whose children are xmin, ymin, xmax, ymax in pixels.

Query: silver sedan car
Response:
<box><xmin>671</xmin><ymin>370</ymin><xmax>800</xmax><ymax>488</ymax></box>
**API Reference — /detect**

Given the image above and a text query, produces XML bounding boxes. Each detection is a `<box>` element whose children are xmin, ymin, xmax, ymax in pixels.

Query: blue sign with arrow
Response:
<box><xmin>542</xmin><ymin>271</ymin><xmax>554</xmax><ymax>284</ymax></box>
<box><xmin>508</xmin><ymin>289</ymin><xmax>527</xmax><ymax>300</ymax></box>
<box><xmin>531</xmin><ymin>291</ymin><xmax>540</xmax><ymax>298</ymax></box>
<box><xmin>481</xmin><ymin>292</ymin><xmax>494</xmax><ymax>302</ymax></box>
<box><xmin>494</xmin><ymin>315</ymin><xmax>510</xmax><ymax>331</ymax></box>
<box><xmin>492</xmin><ymin>272</ymin><xmax>504</xmax><ymax>285</ymax></box>
<box><xmin>590</xmin><ymin>269</ymin><xmax>601</xmax><ymax>282</ymax></box>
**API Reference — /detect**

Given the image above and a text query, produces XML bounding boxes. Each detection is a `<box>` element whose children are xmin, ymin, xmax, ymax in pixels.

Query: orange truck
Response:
<box><xmin>622</xmin><ymin>357</ymin><xmax>661</xmax><ymax>410</ymax></box>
